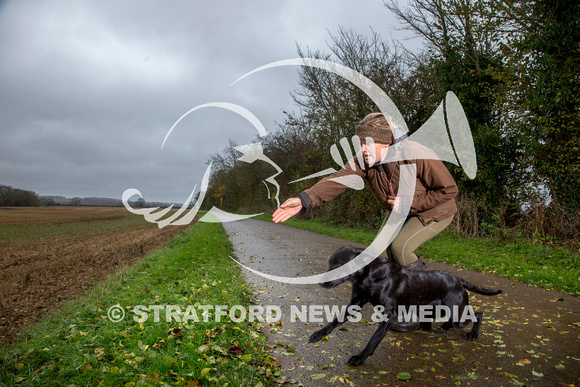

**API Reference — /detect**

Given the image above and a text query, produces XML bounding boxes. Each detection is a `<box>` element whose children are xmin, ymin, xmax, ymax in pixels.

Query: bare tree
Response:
<box><xmin>383</xmin><ymin>0</ymin><xmax>507</xmax><ymax>68</ymax></box>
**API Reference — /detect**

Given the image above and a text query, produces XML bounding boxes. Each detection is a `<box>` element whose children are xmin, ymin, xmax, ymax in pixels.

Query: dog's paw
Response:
<box><xmin>464</xmin><ymin>332</ymin><xmax>478</xmax><ymax>341</ymax></box>
<box><xmin>308</xmin><ymin>330</ymin><xmax>327</xmax><ymax>343</ymax></box>
<box><xmin>441</xmin><ymin>321</ymin><xmax>452</xmax><ymax>330</ymax></box>
<box><xmin>419</xmin><ymin>322</ymin><xmax>432</xmax><ymax>331</ymax></box>
<box><xmin>347</xmin><ymin>354</ymin><xmax>365</xmax><ymax>366</ymax></box>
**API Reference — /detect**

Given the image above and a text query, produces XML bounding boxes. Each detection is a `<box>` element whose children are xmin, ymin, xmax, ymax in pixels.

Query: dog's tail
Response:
<box><xmin>459</xmin><ymin>278</ymin><xmax>503</xmax><ymax>296</ymax></box>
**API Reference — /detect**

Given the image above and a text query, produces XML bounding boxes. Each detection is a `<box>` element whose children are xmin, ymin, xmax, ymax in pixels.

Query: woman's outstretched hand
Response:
<box><xmin>272</xmin><ymin>197</ymin><xmax>303</xmax><ymax>223</ymax></box>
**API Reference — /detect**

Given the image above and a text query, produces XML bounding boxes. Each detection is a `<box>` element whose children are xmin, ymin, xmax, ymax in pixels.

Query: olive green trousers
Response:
<box><xmin>380</xmin><ymin>214</ymin><xmax>454</xmax><ymax>266</ymax></box>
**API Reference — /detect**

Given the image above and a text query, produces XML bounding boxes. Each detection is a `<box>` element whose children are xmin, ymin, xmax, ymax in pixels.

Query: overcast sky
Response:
<box><xmin>0</xmin><ymin>0</ymin><xmax>422</xmax><ymax>204</ymax></box>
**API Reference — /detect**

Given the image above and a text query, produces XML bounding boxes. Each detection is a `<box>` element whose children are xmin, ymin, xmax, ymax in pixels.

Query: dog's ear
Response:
<box><xmin>333</xmin><ymin>246</ymin><xmax>362</xmax><ymax>263</ymax></box>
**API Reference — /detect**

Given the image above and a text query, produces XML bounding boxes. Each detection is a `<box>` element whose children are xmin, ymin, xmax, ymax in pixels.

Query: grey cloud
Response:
<box><xmin>0</xmin><ymin>0</ymin><xmax>419</xmax><ymax>203</ymax></box>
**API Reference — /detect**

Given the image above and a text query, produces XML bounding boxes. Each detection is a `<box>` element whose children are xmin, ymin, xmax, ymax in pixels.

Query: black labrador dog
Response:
<box><xmin>308</xmin><ymin>246</ymin><xmax>502</xmax><ymax>366</ymax></box>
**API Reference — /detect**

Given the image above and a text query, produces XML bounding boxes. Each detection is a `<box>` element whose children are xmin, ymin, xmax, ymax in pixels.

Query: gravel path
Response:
<box><xmin>223</xmin><ymin>219</ymin><xmax>580</xmax><ymax>386</ymax></box>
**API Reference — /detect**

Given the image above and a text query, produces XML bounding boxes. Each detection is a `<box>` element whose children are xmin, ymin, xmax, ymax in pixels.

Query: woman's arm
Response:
<box><xmin>273</xmin><ymin>159</ymin><xmax>365</xmax><ymax>222</ymax></box>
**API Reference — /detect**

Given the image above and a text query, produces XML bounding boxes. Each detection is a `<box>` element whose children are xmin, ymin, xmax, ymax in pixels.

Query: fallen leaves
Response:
<box><xmin>227</xmin><ymin>346</ymin><xmax>244</xmax><ymax>356</ymax></box>
<box><xmin>94</xmin><ymin>347</ymin><xmax>106</xmax><ymax>360</ymax></box>
<box><xmin>397</xmin><ymin>371</ymin><xmax>412</xmax><ymax>381</ymax></box>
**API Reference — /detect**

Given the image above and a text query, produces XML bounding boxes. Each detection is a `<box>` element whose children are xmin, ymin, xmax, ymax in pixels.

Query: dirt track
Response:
<box><xmin>224</xmin><ymin>219</ymin><xmax>580</xmax><ymax>387</ymax></box>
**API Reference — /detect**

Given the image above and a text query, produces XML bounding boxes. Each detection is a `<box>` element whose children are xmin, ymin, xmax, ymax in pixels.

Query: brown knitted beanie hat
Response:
<box><xmin>355</xmin><ymin>113</ymin><xmax>394</xmax><ymax>145</ymax></box>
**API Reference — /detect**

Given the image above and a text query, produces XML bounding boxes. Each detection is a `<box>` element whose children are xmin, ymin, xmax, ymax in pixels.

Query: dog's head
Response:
<box><xmin>319</xmin><ymin>246</ymin><xmax>367</xmax><ymax>288</ymax></box>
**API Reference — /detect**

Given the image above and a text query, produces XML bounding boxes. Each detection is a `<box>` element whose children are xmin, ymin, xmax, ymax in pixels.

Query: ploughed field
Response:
<box><xmin>0</xmin><ymin>207</ymin><xmax>187</xmax><ymax>343</ymax></box>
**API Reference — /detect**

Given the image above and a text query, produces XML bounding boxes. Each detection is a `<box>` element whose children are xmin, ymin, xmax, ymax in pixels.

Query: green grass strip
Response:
<box><xmin>1</xmin><ymin>222</ymin><xmax>281</xmax><ymax>386</ymax></box>
<box><xmin>256</xmin><ymin>215</ymin><xmax>579</xmax><ymax>296</ymax></box>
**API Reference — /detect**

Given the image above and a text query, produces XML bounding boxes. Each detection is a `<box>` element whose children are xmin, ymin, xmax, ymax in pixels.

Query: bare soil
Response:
<box><xmin>0</xmin><ymin>207</ymin><xmax>187</xmax><ymax>344</ymax></box>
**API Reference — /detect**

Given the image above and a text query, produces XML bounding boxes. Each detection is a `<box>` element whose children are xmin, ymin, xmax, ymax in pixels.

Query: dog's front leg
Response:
<box><xmin>308</xmin><ymin>317</ymin><xmax>342</xmax><ymax>343</ymax></box>
<box><xmin>308</xmin><ymin>301</ymin><xmax>365</xmax><ymax>343</ymax></box>
<box><xmin>347</xmin><ymin>311</ymin><xmax>393</xmax><ymax>366</ymax></box>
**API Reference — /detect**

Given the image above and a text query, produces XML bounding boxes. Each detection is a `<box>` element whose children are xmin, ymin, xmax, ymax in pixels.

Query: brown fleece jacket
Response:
<box><xmin>299</xmin><ymin>157</ymin><xmax>458</xmax><ymax>225</ymax></box>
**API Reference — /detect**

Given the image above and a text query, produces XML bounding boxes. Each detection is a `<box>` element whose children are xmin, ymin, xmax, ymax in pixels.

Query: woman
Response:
<box><xmin>272</xmin><ymin>112</ymin><xmax>458</xmax><ymax>270</ymax></box>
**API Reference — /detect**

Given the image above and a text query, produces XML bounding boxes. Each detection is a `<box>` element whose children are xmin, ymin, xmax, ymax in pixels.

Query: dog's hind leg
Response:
<box><xmin>464</xmin><ymin>311</ymin><xmax>483</xmax><ymax>341</ymax></box>
<box><xmin>347</xmin><ymin>318</ymin><xmax>393</xmax><ymax>366</ymax></box>
<box><xmin>419</xmin><ymin>300</ymin><xmax>442</xmax><ymax>331</ymax></box>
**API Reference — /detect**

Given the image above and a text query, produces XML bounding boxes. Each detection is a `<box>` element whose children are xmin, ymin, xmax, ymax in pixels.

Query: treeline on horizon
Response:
<box><xmin>0</xmin><ymin>185</ymin><xmax>48</xmax><ymax>207</ymax></box>
<box><xmin>0</xmin><ymin>185</ymin><xmax>152</xmax><ymax>208</ymax></box>
<box><xmin>204</xmin><ymin>0</ymin><xmax>579</xmax><ymax>245</ymax></box>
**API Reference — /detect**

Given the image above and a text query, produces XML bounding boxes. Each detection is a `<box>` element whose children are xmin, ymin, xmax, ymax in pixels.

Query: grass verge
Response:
<box><xmin>1</xmin><ymin>221</ymin><xmax>281</xmax><ymax>386</ymax></box>
<box><xmin>256</xmin><ymin>215</ymin><xmax>579</xmax><ymax>296</ymax></box>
